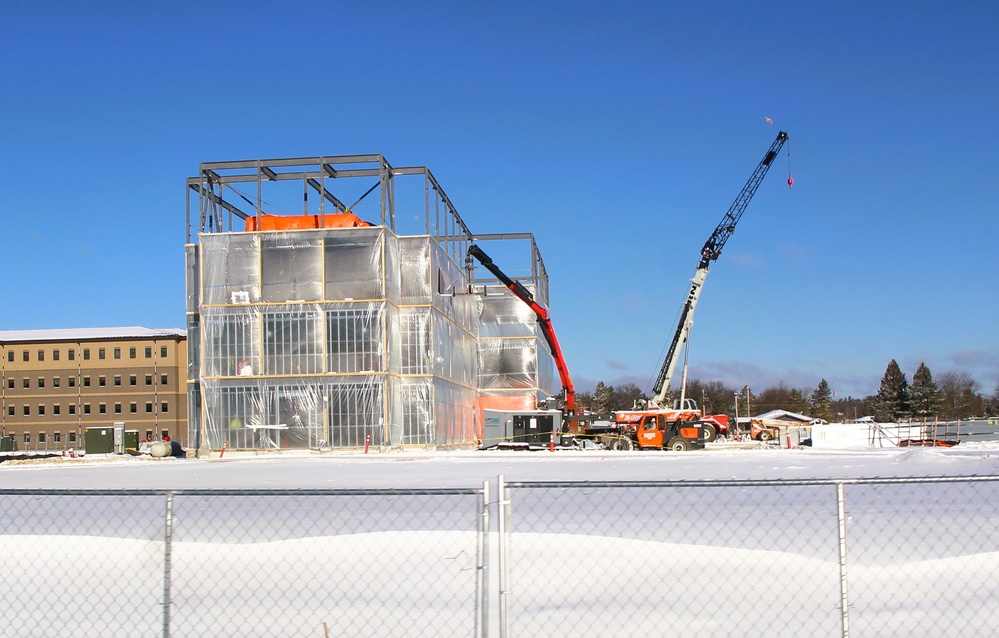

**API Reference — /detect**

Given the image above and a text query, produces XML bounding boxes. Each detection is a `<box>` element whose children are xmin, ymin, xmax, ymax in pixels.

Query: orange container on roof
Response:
<box><xmin>244</xmin><ymin>212</ymin><xmax>374</xmax><ymax>232</ymax></box>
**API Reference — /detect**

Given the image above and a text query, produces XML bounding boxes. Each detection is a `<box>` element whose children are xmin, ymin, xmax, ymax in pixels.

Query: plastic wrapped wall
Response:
<box><xmin>189</xmin><ymin>228</ymin><xmax>480</xmax><ymax>450</ymax></box>
<box><xmin>476</xmin><ymin>284</ymin><xmax>557</xmax><ymax>425</ymax></box>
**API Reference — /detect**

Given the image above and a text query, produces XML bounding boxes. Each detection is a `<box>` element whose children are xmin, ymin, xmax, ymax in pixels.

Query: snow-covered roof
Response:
<box><xmin>0</xmin><ymin>327</ymin><xmax>186</xmax><ymax>344</ymax></box>
<box><xmin>753</xmin><ymin>409</ymin><xmax>824</xmax><ymax>424</ymax></box>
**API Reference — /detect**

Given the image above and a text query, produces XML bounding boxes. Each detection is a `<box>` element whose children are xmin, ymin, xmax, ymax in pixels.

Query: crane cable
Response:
<box><xmin>786</xmin><ymin>139</ymin><xmax>793</xmax><ymax>189</ymax></box>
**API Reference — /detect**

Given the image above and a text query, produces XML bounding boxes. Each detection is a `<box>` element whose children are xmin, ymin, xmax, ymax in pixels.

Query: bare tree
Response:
<box><xmin>938</xmin><ymin>371</ymin><xmax>982</xmax><ymax>420</ymax></box>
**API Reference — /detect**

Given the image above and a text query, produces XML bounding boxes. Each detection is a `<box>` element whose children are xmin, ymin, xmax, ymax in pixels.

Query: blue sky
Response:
<box><xmin>2</xmin><ymin>1</ymin><xmax>997</xmax><ymax>399</ymax></box>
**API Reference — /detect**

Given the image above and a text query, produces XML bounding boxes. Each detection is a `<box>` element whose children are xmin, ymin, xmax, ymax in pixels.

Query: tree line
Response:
<box><xmin>576</xmin><ymin>360</ymin><xmax>998</xmax><ymax>423</ymax></box>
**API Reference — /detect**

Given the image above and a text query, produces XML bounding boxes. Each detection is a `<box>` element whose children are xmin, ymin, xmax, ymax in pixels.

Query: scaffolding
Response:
<box><xmin>185</xmin><ymin>155</ymin><xmax>555</xmax><ymax>451</ymax></box>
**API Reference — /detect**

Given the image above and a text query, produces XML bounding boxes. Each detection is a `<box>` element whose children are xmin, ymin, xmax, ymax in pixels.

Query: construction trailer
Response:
<box><xmin>185</xmin><ymin>155</ymin><xmax>555</xmax><ymax>452</ymax></box>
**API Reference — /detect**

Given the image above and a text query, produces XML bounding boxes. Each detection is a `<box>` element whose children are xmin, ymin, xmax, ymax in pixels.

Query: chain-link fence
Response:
<box><xmin>498</xmin><ymin>476</ymin><xmax>999</xmax><ymax>638</ymax></box>
<box><xmin>0</xmin><ymin>487</ymin><xmax>488</xmax><ymax>638</ymax></box>
<box><xmin>2</xmin><ymin>477</ymin><xmax>998</xmax><ymax>637</ymax></box>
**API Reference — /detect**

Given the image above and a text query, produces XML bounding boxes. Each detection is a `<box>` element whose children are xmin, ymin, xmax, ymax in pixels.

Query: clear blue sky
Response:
<box><xmin>2</xmin><ymin>1</ymin><xmax>996</xmax><ymax>399</ymax></box>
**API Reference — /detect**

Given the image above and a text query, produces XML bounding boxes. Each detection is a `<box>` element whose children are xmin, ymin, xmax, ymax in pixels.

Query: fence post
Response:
<box><xmin>162</xmin><ymin>492</ymin><xmax>175</xmax><ymax>638</ymax></box>
<box><xmin>498</xmin><ymin>475</ymin><xmax>510</xmax><ymax>638</ymax></box>
<box><xmin>836</xmin><ymin>482</ymin><xmax>850</xmax><ymax>638</ymax></box>
<box><xmin>478</xmin><ymin>480</ymin><xmax>490</xmax><ymax>638</ymax></box>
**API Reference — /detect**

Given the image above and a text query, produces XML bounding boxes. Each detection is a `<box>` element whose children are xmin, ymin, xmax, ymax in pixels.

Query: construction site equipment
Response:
<box><xmin>622</xmin><ymin>130</ymin><xmax>789</xmax><ymax>441</ymax></box>
<box><xmin>651</xmin><ymin>130</ymin><xmax>789</xmax><ymax>409</ymax></box>
<box><xmin>468</xmin><ymin>245</ymin><xmax>705</xmax><ymax>451</ymax></box>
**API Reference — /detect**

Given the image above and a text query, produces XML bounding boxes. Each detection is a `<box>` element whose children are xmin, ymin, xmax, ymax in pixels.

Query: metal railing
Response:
<box><xmin>2</xmin><ymin>476</ymin><xmax>998</xmax><ymax>637</ymax></box>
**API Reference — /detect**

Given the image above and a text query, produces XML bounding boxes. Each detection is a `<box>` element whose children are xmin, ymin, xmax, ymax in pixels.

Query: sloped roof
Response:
<box><xmin>0</xmin><ymin>327</ymin><xmax>186</xmax><ymax>344</ymax></box>
<box><xmin>754</xmin><ymin>409</ymin><xmax>822</xmax><ymax>424</ymax></box>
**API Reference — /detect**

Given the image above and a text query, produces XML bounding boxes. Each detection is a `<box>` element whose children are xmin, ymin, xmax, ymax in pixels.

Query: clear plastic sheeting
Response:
<box><xmin>478</xmin><ymin>287</ymin><xmax>540</xmax><ymax>338</ymax></box>
<box><xmin>479</xmin><ymin>338</ymin><xmax>540</xmax><ymax>390</ymax></box>
<box><xmin>190</xmin><ymin>227</ymin><xmax>485</xmax><ymax>451</ymax></box>
<box><xmin>201</xmin><ymin>233</ymin><xmax>261</xmax><ymax>305</ymax></box>
<box><xmin>201</xmin><ymin>378</ymin><xmax>382</xmax><ymax>450</ymax></box>
<box><xmin>476</xmin><ymin>282</ymin><xmax>557</xmax><ymax>414</ymax></box>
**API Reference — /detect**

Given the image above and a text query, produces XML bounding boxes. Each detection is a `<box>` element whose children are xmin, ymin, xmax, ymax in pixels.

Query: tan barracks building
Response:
<box><xmin>0</xmin><ymin>327</ymin><xmax>187</xmax><ymax>451</ymax></box>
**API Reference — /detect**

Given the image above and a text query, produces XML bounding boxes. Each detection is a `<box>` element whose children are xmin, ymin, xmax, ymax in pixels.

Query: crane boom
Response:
<box><xmin>467</xmin><ymin>244</ymin><xmax>576</xmax><ymax>415</ymax></box>
<box><xmin>650</xmin><ymin>131</ymin><xmax>788</xmax><ymax>408</ymax></box>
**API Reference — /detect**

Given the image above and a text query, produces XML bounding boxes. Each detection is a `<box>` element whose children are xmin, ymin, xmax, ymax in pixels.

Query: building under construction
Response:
<box><xmin>185</xmin><ymin>155</ymin><xmax>555</xmax><ymax>451</ymax></box>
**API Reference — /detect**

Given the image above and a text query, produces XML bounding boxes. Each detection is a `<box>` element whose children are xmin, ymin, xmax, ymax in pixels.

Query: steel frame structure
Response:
<box><xmin>185</xmin><ymin>154</ymin><xmax>476</xmax><ymax>265</ymax></box>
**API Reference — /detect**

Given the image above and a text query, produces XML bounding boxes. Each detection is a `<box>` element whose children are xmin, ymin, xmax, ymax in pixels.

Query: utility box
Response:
<box><xmin>113</xmin><ymin>422</ymin><xmax>125</xmax><ymax>454</ymax></box>
<box><xmin>481</xmin><ymin>409</ymin><xmax>562</xmax><ymax>448</ymax></box>
<box><xmin>84</xmin><ymin>427</ymin><xmax>114</xmax><ymax>455</ymax></box>
<box><xmin>125</xmin><ymin>430</ymin><xmax>140</xmax><ymax>450</ymax></box>
<box><xmin>0</xmin><ymin>435</ymin><xmax>16</xmax><ymax>452</ymax></box>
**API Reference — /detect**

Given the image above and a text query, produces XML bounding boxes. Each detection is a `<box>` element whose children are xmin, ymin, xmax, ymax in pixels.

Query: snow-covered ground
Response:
<box><xmin>5</xmin><ymin>440</ymin><xmax>999</xmax><ymax>489</ymax></box>
<box><xmin>3</xmin><ymin>444</ymin><xmax>999</xmax><ymax>637</ymax></box>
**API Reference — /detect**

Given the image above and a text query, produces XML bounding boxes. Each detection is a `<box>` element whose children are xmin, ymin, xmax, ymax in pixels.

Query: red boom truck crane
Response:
<box><xmin>469</xmin><ymin>244</ymin><xmax>705</xmax><ymax>451</ymax></box>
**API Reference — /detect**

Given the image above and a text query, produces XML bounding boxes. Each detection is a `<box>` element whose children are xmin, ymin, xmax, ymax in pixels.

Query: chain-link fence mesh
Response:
<box><xmin>0</xmin><ymin>487</ymin><xmax>487</xmax><ymax>638</ymax></box>
<box><xmin>3</xmin><ymin>477</ymin><xmax>998</xmax><ymax>637</ymax></box>
<box><xmin>498</xmin><ymin>476</ymin><xmax>999</xmax><ymax>638</ymax></box>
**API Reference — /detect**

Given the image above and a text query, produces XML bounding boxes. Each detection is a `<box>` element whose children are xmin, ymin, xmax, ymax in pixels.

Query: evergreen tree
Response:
<box><xmin>811</xmin><ymin>379</ymin><xmax>834</xmax><ymax>422</ymax></box>
<box><xmin>592</xmin><ymin>381</ymin><xmax>613</xmax><ymax>414</ymax></box>
<box><xmin>909</xmin><ymin>363</ymin><xmax>942</xmax><ymax>420</ymax></box>
<box><xmin>873</xmin><ymin>359</ymin><xmax>910</xmax><ymax>421</ymax></box>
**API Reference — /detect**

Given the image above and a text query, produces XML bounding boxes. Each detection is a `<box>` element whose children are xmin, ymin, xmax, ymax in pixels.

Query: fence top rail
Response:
<box><xmin>0</xmin><ymin>487</ymin><xmax>486</xmax><ymax>497</ymax></box>
<box><xmin>503</xmin><ymin>475</ymin><xmax>999</xmax><ymax>489</ymax></box>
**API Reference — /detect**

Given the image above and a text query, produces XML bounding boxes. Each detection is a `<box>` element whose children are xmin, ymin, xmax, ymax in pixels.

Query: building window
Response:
<box><xmin>69</xmin><ymin>432</ymin><xmax>76</xmax><ymax>443</ymax></box>
<box><xmin>68</xmin><ymin>349</ymin><xmax>75</xmax><ymax>361</ymax></box>
<box><xmin>145</xmin><ymin>346</ymin><xmax>152</xmax><ymax>358</ymax></box>
<box><xmin>99</xmin><ymin>348</ymin><xmax>106</xmax><ymax>360</ymax></box>
<box><xmin>130</xmin><ymin>375</ymin><xmax>137</xmax><ymax>386</ymax></box>
<box><xmin>22</xmin><ymin>351</ymin><xmax>28</xmax><ymax>362</ymax></box>
<box><xmin>130</xmin><ymin>403</ymin><xmax>137</xmax><ymax>414</ymax></box>
<box><xmin>6</xmin><ymin>379</ymin><xmax>12</xmax><ymax>389</ymax></box>
<box><xmin>53</xmin><ymin>377</ymin><xmax>60</xmax><ymax>388</ymax></box>
<box><xmin>114</xmin><ymin>347</ymin><xmax>121</xmax><ymax>359</ymax></box>
<box><xmin>114</xmin><ymin>375</ymin><xmax>121</xmax><ymax>386</ymax></box>
<box><xmin>99</xmin><ymin>403</ymin><xmax>106</xmax><ymax>414</ymax></box>
<box><xmin>145</xmin><ymin>431</ymin><xmax>153</xmax><ymax>439</ymax></box>
<box><xmin>7</xmin><ymin>406</ymin><xmax>13</xmax><ymax>416</ymax></box>
<box><xmin>68</xmin><ymin>405</ymin><xmax>76</xmax><ymax>415</ymax></box>
<box><xmin>37</xmin><ymin>378</ymin><xmax>45</xmax><ymax>388</ymax></box>
<box><xmin>84</xmin><ymin>404</ymin><xmax>91</xmax><ymax>415</ymax></box>
<box><xmin>38</xmin><ymin>405</ymin><xmax>45</xmax><ymax>416</ymax></box>
<box><xmin>114</xmin><ymin>403</ymin><xmax>122</xmax><ymax>414</ymax></box>
<box><xmin>68</xmin><ymin>377</ymin><xmax>76</xmax><ymax>388</ymax></box>
<box><xmin>37</xmin><ymin>349</ymin><xmax>44</xmax><ymax>362</ymax></box>
<box><xmin>22</xmin><ymin>378</ymin><xmax>29</xmax><ymax>389</ymax></box>
<box><xmin>38</xmin><ymin>433</ymin><xmax>46</xmax><ymax>443</ymax></box>
<box><xmin>145</xmin><ymin>375</ymin><xmax>153</xmax><ymax>386</ymax></box>
<box><xmin>161</xmin><ymin>374</ymin><xmax>168</xmax><ymax>385</ymax></box>
<box><xmin>146</xmin><ymin>402</ymin><xmax>153</xmax><ymax>413</ymax></box>
<box><xmin>83</xmin><ymin>376</ymin><xmax>91</xmax><ymax>387</ymax></box>
<box><xmin>6</xmin><ymin>351</ymin><xmax>12</xmax><ymax>362</ymax></box>
<box><xmin>161</xmin><ymin>402</ymin><xmax>169</xmax><ymax>413</ymax></box>
<box><xmin>54</xmin><ymin>432</ymin><xmax>61</xmax><ymax>443</ymax></box>
<box><xmin>23</xmin><ymin>433</ymin><xmax>29</xmax><ymax>443</ymax></box>
<box><xmin>161</xmin><ymin>346</ymin><xmax>168</xmax><ymax>358</ymax></box>
<box><xmin>161</xmin><ymin>431</ymin><xmax>169</xmax><ymax>440</ymax></box>
<box><xmin>83</xmin><ymin>348</ymin><xmax>90</xmax><ymax>360</ymax></box>
<box><xmin>99</xmin><ymin>376</ymin><xmax>106</xmax><ymax>387</ymax></box>
<box><xmin>53</xmin><ymin>405</ymin><xmax>61</xmax><ymax>415</ymax></box>
<box><xmin>53</xmin><ymin>350</ymin><xmax>60</xmax><ymax>361</ymax></box>
<box><xmin>129</xmin><ymin>347</ymin><xmax>136</xmax><ymax>359</ymax></box>
<box><xmin>23</xmin><ymin>405</ymin><xmax>30</xmax><ymax>416</ymax></box>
